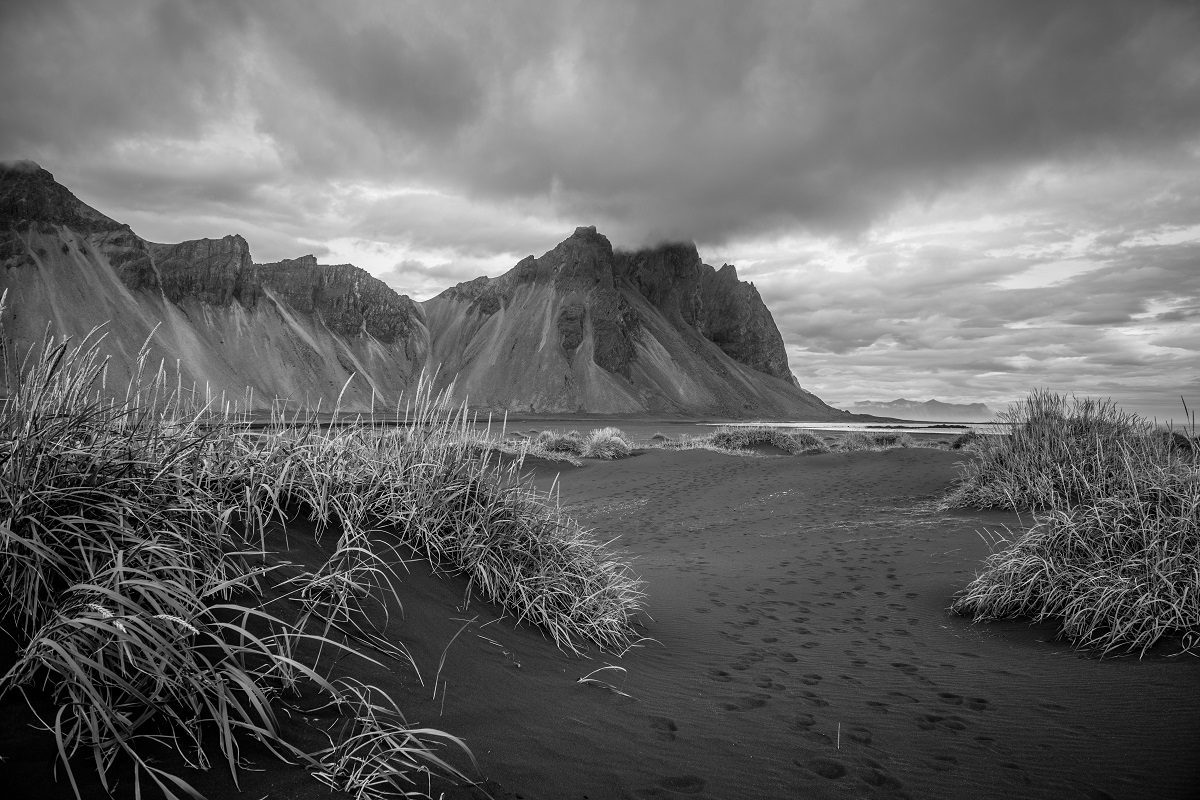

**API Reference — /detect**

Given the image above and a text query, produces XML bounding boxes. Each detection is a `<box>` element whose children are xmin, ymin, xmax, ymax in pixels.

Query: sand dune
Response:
<box><xmin>4</xmin><ymin>446</ymin><xmax>1197</xmax><ymax>799</ymax></box>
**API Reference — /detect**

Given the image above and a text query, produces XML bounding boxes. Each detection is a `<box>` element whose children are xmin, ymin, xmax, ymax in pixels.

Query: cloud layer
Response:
<box><xmin>2</xmin><ymin>0</ymin><xmax>1198</xmax><ymax>418</ymax></box>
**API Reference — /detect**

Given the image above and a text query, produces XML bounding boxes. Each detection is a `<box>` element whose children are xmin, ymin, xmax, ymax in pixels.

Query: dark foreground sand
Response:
<box><xmin>5</xmin><ymin>446</ymin><xmax>1199</xmax><ymax>799</ymax></box>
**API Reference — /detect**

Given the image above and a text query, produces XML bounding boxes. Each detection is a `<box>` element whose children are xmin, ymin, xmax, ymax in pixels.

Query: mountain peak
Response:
<box><xmin>0</xmin><ymin>159</ymin><xmax>46</xmax><ymax>177</ymax></box>
<box><xmin>0</xmin><ymin>160</ymin><xmax>123</xmax><ymax>234</ymax></box>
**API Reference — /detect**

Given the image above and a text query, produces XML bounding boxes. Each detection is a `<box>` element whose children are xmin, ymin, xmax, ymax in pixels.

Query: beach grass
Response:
<box><xmin>652</xmin><ymin>426</ymin><xmax>935</xmax><ymax>456</ymax></box>
<box><xmin>0</xmin><ymin>307</ymin><xmax>644</xmax><ymax>797</ymax></box>
<box><xmin>707</xmin><ymin>425</ymin><xmax>830</xmax><ymax>454</ymax></box>
<box><xmin>830</xmin><ymin>431</ymin><xmax>919</xmax><ymax>452</ymax></box>
<box><xmin>946</xmin><ymin>389</ymin><xmax>1199</xmax><ymax>656</ymax></box>
<box><xmin>528</xmin><ymin>427</ymin><xmax>634</xmax><ymax>460</ymax></box>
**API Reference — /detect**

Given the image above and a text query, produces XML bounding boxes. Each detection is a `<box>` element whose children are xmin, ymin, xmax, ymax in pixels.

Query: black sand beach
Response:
<box><xmin>4</xmin><ymin>445</ymin><xmax>1198</xmax><ymax>800</ymax></box>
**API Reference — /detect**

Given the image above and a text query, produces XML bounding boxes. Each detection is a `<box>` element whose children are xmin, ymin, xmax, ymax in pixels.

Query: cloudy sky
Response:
<box><xmin>3</xmin><ymin>0</ymin><xmax>1199</xmax><ymax>420</ymax></box>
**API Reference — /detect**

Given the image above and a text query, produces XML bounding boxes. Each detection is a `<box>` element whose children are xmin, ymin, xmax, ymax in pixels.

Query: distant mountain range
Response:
<box><xmin>848</xmin><ymin>398</ymin><xmax>995</xmax><ymax>421</ymax></box>
<box><xmin>0</xmin><ymin>160</ymin><xmax>843</xmax><ymax>419</ymax></box>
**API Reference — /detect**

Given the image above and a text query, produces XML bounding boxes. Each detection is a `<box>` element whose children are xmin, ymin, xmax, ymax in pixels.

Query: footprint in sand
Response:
<box><xmin>927</xmin><ymin>754</ymin><xmax>958</xmax><ymax>772</ymax></box>
<box><xmin>793</xmin><ymin>690</ymin><xmax>830</xmax><ymax>708</ymax></box>
<box><xmin>648</xmin><ymin>716</ymin><xmax>678</xmax><ymax>742</ymax></box>
<box><xmin>860</xmin><ymin>766</ymin><xmax>904</xmax><ymax>789</ymax></box>
<box><xmin>845</xmin><ymin>726</ymin><xmax>872</xmax><ymax>744</ymax></box>
<box><xmin>887</xmin><ymin>691</ymin><xmax>921</xmax><ymax>703</ymax></box>
<box><xmin>791</xmin><ymin>713</ymin><xmax>817</xmax><ymax>730</ymax></box>
<box><xmin>706</xmin><ymin>668</ymin><xmax>734</xmax><ymax>683</ymax></box>
<box><xmin>720</xmin><ymin>693</ymin><xmax>770</xmax><ymax>712</ymax></box>
<box><xmin>916</xmin><ymin>713</ymin><xmax>968</xmax><ymax>732</ymax></box>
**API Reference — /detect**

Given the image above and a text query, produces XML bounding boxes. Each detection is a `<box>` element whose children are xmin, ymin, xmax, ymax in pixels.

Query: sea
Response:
<box><xmin>711</xmin><ymin>420</ymin><xmax>1010</xmax><ymax>435</ymax></box>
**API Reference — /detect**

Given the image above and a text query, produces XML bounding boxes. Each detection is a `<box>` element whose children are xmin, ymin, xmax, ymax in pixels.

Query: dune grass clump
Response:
<box><xmin>946</xmin><ymin>390</ymin><xmax>1200</xmax><ymax>656</ymax></box>
<box><xmin>943</xmin><ymin>389</ymin><xmax>1180</xmax><ymax>510</ymax></box>
<box><xmin>583</xmin><ymin>427</ymin><xmax>633</xmax><ymax>459</ymax></box>
<box><xmin>0</xmin><ymin>314</ymin><xmax>643</xmax><ymax>797</ymax></box>
<box><xmin>265</xmin><ymin>407</ymin><xmax>644</xmax><ymax>653</ymax></box>
<box><xmin>533</xmin><ymin>429</ymin><xmax>587</xmax><ymax>456</ymax></box>
<box><xmin>706</xmin><ymin>425</ymin><xmax>830</xmax><ymax>455</ymax></box>
<box><xmin>0</xmin><ymin>330</ymin><xmax>469</xmax><ymax>798</ymax></box>
<box><xmin>951</xmin><ymin>430</ymin><xmax>981</xmax><ymax>450</ymax></box>
<box><xmin>530</xmin><ymin>427</ymin><xmax>633</xmax><ymax>460</ymax></box>
<box><xmin>654</xmin><ymin>427</ymin><xmax>938</xmax><ymax>456</ymax></box>
<box><xmin>830</xmin><ymin>431</ymin><xmax>918</xmax><ymax>452</ymax></box>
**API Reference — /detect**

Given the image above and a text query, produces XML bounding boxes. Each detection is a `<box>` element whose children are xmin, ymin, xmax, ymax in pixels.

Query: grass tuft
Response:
<box><xmin>654</xmin><ymin>426</ymin><xmax>937</xmax><ymax>456</ymax></box>
<box><xmin>946</xmin><ymin>390</ymin><xmax>1200</xmax><ymax>656</ymax></box>
<box><xmin>528</xmin><ymin>427</ymin><xmax>634</xmax><ymax>460</ymax></box>
<box><xmin>706</xmin><ymin>425</ymin><xmax>829</xmax><ymax>454</ymax></box>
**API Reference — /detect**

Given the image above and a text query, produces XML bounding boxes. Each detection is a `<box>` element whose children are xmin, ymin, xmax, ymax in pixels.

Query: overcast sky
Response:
<box><xmin>3</xmin><ymin>0</ymin><xmax>1199</xmax><ymax>420</ymax></box>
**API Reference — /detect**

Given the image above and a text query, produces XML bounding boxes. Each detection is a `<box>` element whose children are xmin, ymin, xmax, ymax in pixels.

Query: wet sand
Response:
<box><xmin>5</xmin><ymin>446</ymin><xmax>1199</xmax><ymax>799</ymax></box>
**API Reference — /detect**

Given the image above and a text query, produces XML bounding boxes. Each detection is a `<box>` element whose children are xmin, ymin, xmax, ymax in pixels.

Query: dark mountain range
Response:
<box><xmin>0</xmin><ymin>161</ymin><xmax>841</xmax><ymax>418</ymax></box>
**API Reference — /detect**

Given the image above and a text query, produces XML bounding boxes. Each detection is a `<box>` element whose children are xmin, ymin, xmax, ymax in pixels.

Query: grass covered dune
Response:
<box><xmin>945</xmin><ymin>389</ymin><xmax>1200</xmax><ymax>657</ymax></box>
<box><xmin>0</xmin><ymin>319</ymin><xmax>644</xmax><ymax>799</ymax></box>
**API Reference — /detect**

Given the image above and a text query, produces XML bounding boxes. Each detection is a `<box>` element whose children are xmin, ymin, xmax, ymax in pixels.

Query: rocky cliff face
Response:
<box><xmin>614</xmin><ymin>243</ymin><xmax>792</xmax><ymax>381</ymax></box>
<box><xmin>0</xmin><ymin>161</ymin><xmax>427</xmax><ymax>410</ymax></box>
<box><xmin>0</xmin><ymin>160</ymin><xmax>125</xmax><ymax>235</ymax></box>
<box><xmin>148</xmin><ymin>236</ymin><xmax>255</xmax><ymax>307</ymax></box>
<box><xmin>424</xmin><ymin>226</ymin><xmax>838</xmax><ymax>418</ymax></box>
<box><xmin>0</xmin><ymin>161</ymin><xmax>159</xmax><ymax>290</ymax></box>
<box><xmin>254</xmin><ymin>255</ymin><xmax>422</xmax><ymax>344</ymax></box>
<box><xmin>2</xmin><ymin>161</ymin><xmax>835</xmax><ymax>418</ymax></box>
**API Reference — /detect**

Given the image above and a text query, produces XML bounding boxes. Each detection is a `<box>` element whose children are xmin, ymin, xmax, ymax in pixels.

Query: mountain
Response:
<box><xmin>424</xmin><ymin>226</ymin><xmax>836</xmax><ymax>416</ymax></box>
<box><xmin>0</xmin><ymin>161</ymin><xmax>839</xmax><ymax>418</ymax></box>
<box><xmin>848</xmin><ymin>398</ymin><xmax>994</xmax><ymax>421</ymax></box>
<box><xmin>0</xmin><ymin>161</ymin><xmax>427</xmax><ymax>409</ymax></box>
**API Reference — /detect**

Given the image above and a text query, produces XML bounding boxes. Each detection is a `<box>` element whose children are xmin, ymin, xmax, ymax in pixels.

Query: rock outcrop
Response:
<box><xmin>254</xmin><ymin>255</ymin><xmax>422</xmax><ymax>344</ymax></box>
<box><xmin>148</xmin><ymin>236</ymin><xmax>254</xmax><ymax>307</ymax></box>
<box><xmin>614</xmin><ymin>243</ymin><xmax>792</xmax><ymax>381</ymax></box>
<box><xmin>0</xmin><ymin>161</ymin><xmax>427</xmax><ymax>410</ymax></box>
<box><xmin>424</xmin><ymin>226</ymin><xmax>839</xmax><ymax>418</ymax></box>
<box><xmin>1</xmin><ymin>161</ymin><xmax>836</xmax><ymax>418</ymax></box>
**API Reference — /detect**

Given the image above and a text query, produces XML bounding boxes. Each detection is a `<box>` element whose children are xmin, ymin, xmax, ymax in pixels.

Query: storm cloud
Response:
<box><xmin>2</xmin><ymin>0</ymin><xmax>1198</xmax><ymax>417</ymax></box>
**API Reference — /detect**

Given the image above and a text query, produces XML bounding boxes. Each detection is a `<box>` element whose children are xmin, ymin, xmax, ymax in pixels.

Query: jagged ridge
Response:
<box><xmin>1</xmin><ymin>162</ymin><xmax>837</xmax><ymax>418</ymax></box>
<box><xmin>0</xmin><ymin>161</ymin><xmax>427</xmax><ymax>409</ymax></box>
<box><xmin>424</xmin><ymin>226</ymin><xmax>839</xmax><ymax>417</ymax></box>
